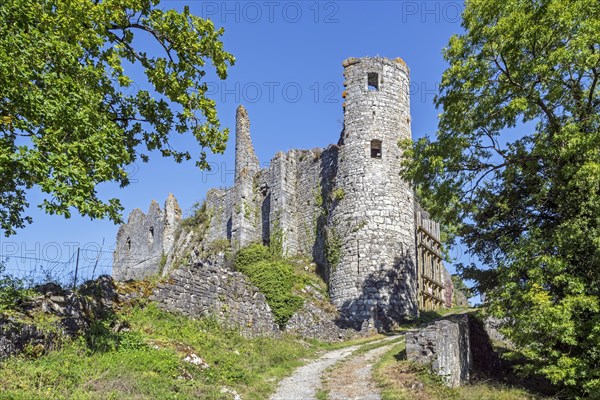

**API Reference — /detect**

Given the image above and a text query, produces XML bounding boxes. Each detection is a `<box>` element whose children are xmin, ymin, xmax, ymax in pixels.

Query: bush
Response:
<box><xmin>0</xmin><ymin>264</ymin><xmax>34</xmax><ymax>312</ymax></box>
<box><xmin>180</xmin><ymin>201</ymin><xmax>209</xmax><ymax>231</ymax></box>
<box><xmin>234</xmin><ymin>243</ymin><xmax>271</xmax><ymax>270</ymax></box>
<box><xmin>234</xmin><ymin>245</ymin><xmax>303</xmax><ymax>328</ymax></box>
<box><xmin>238</xmin><ymin>260</ymin><xmax>303</xmax><ymax>328</ymax></box>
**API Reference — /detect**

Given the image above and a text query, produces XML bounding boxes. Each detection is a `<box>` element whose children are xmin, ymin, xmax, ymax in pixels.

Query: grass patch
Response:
<box><xmin>0</xmin><ymin>303</ymin><xmax>324</xmax><ymax>400</ymax></box>
<box><xmin>351</xmin><ymin>336</ymin><xmax>405</xmax><ymax>356</ymax></box>
<box><xmin>373</xmin><ymin>341</ymin><xmax>547</xmax><ymax>400</ymax></box>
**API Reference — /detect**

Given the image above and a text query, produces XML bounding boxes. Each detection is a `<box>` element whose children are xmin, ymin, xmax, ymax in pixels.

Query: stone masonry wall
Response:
<box><xmin>328</xmin><ymin>57</ymin><xmax>418</xmax><ymax>329</ymax></box>
<box><xmin>150</xmin><ymin>263</ymin><xmax>279</xmax><ymax>337</ymax></box>
<box><xmin>113</xmin><ymin>194</ymin><xmax>181</xmax><ymax>280</ymax></box>
<box><xmin>406</xmin><ymin>314</ymin><xmax>473</xmax><ymax>387</ymax></box>
<box><xmin>113</xmin><ymin>57</ymin><xmax>452</xmax><ymax>332</ymax></box>
<box><xmin>204</xmin><ymin>188</ymin><xmax>234</xmax><ymax>245</ymax></box>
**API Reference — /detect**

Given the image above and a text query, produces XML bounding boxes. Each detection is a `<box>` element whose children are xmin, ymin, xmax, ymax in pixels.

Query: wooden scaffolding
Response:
<box><xmin>416</xmin><ymin>211</ymin><xmax>445</xmax><ymax>311</ymax></box>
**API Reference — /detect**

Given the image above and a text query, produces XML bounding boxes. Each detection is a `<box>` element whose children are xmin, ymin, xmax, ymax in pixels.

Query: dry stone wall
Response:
<box><xmin>406</xmin><ymin>314</ymin><xmax>472</xmax><ymax>387</ymax></box>
<box><xmin>150</xmin><ymin>263</ymin><xmax>279</xmax><ymax>337</ymax></box>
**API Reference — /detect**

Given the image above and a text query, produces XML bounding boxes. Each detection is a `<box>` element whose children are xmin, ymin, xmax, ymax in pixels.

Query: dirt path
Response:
<box><xmin>322</xmin><ymin>339</ymin><xmax>401</xmax><ymax>400</ymax></box>
<box><xmin>269</xmin><ymin>335</ymin><xmax>402</xmax><ymax>400</ymax></box>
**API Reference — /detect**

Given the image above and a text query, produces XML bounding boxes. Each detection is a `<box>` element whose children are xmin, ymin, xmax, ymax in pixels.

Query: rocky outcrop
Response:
<box><xmin>0</xmin><ymin>276</ymin><xmax>117</xmax><ymax>361</ymax></box>
<box><xmin>454</xmin><ymin>287</ymin><xmax>469</xmax><ymax>308</ymax></box>
<box><xmin>150</xmin><ymin>263</ymin><xmax>279</xmax><ymax>337</ymax></box>
<box><xmin>483</xmin><ymin>316</ymin><xmax>511</xmax><ymax>346</ymax></box>
<box><xmin>284</xmin><ymin>284</ymin><xmax>361</xmax><ymax>342</ymax></box>
<box><xmin>284</xmin><ymin>301</ymin><xmax>362</xmax><ymax>342</ymax></box>
<box><xmin>0</xmin><ymin>317</ymin><xmax>58</xmax><ymax>361</ymax></box>
<box><xmin>443</xmin><ymin>269</ymin><xmax>454</xmax><ymax>308</ymax></box>
<box><xmin>406</xmin><ymin>314</ymin><xmax>472</xmax><ymax>387</ymax></box>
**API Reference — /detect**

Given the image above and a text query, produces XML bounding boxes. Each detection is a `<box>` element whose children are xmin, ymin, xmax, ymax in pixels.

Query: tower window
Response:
<box><xmin>371</xmin><ymin>140</ymin><xmax>382</xmax><ymax>158</ymax></box>
<box><xmin>367</xmin><ymin>72</ymin><xmax>379</xmax><ymax>91</ymax></box>
<box><xmin>126</xmin><ymin>237</ymin><xmax>131</xmax><ymax>251</ymax></box>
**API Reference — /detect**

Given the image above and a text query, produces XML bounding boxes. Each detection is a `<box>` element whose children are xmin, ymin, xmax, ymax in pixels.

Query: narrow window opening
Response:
<box><xmin>367</xmin><ymin>72</ymin><xmax>379</xmax><ymax>91</ymax></box>
<box><xmin>371</xmin><ymin>139</ymin><xmax>382</xmax><ymax>159</ymax></box>
<box><xmin>148</xmin><ymin>227</ymin><xmax>154</xmax><ymax>244</ymax></box>
<box><xmin>126</xmin><ymin>237</ymin><xmax>131</xmax><ymax>251</ymax></box>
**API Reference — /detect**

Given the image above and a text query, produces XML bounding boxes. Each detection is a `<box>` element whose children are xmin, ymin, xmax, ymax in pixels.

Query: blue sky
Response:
<box><xmin>1</xmin><ymin>1</ymin><xmax>474</xmax><ymax>281</ymax></box>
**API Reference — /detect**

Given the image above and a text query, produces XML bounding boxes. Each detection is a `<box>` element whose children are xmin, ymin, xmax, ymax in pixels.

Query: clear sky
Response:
<box><xmin>1</xmin><ymin>0</ymin><xmax>474</xmax><ymax>282</ymax></box>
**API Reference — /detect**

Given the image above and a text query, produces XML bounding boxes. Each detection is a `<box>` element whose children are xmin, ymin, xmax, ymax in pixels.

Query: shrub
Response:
<box><xmin>234</xmin><ymin>243</ymin><xmax>271</xmax><ymax>270</ymax></box>
<box><xmin>0</xmin><ymin>264</ymin><xmax>34</xmax><ymax>312</ymax></box>
<box><xmin>238</xmin><ymin>260</ymin><xmax>303</xmax><ymax>328</ymax></box>
<box><xmin>234</xmin><ymin>245</ymin><xmax>303</xmax><ymax>328</ymax></box>
<box><xmin>180</xmin><ymin>201</ymin><xmax>209</xmax><ymax>231</ymax></box>
<box><xmin>269</xmin><ymin>220</ymin><xmax>285</xmax><ymax>259</ymax></box>
<box><xmin>332</xmin><ymin>188</ymin><xmax>345</xmax><ymax>201</ymax></box>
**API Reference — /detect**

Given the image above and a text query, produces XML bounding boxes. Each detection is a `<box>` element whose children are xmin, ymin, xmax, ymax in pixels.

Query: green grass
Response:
<box><xmin>315</xmin><ymin>388</ymin><xmax>329</xmax><ymax>400</ymax></box>
<box><xmin>373</xmin><ymin>341</ymin><xmax>547</xmax><ymax>400</ymax></box>
<box><xmin>351</xmin><ymin>336</ymin><xmax>405</xmax><ymax>356</ymax></box>
<box><xmin>0</xmin><ymin>303</ymin><xmax>326</xmax><ymax>400</ymax></box>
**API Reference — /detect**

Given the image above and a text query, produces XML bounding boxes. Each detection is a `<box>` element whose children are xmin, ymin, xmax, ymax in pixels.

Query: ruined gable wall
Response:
<box><xmin>254</xmin><ymin>145</ymin><xmax>338</xmax><ymax>264</ymax></box>
<box><xmin>113</xmin><ymin>197</ymin><xmax>180</xmax><ymax>281</ymax></box>
<box><xmin>204</xmin><ymin>188</ymin><xmax>234</xmax><ymax>245</ymax></box>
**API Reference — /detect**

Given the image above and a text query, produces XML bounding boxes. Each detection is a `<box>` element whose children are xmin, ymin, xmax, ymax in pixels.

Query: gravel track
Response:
<box><xmin>269</xmin><ymin>335</ymin><xmax>402</xmax><ymax>400</ymax></box>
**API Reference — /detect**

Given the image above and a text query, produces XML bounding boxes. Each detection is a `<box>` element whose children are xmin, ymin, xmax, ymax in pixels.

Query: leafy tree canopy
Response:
<box><xmin>0</xmin><ymin>0</ymin><xmax>234</xmax><ymax>235</ymax></box>
<box><xmin>403</xmin><ymin>0</ymin><xmax>599</xmax><ymax>395</ymax></box>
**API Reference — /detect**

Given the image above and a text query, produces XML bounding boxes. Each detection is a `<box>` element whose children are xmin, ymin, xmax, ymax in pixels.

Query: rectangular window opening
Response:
<box><xmin>367</xmin><ymin>72</ymin><xmax>379</xmax><ymax>91</ymax></box>
<box><xmin>371</xmin><ymin>139</ymin><xmax>382</xmax><ymax>158</ymax></box>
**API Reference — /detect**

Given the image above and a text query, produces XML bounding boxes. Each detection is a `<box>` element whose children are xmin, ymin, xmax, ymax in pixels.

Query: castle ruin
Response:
<box><xmin>113</xmin><ymin>57</ymin><xmax>453</xmax><ymax>329</ymax></box>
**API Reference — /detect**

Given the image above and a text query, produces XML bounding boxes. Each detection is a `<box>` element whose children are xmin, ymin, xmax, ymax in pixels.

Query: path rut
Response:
<box><xmin>269</xmin><ymin>335</ymin><xmax>402</xmax><ymax>400</ymax></box>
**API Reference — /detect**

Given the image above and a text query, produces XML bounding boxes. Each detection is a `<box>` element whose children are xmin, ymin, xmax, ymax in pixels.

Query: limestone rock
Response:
<box><xmin>0</xmin><ymin>316</ymin><xmax>57</xmax><ymax>361</ymax></box>
<box><xmin>284</xmin><ymin>298</ymin><xmax>360</xmax><ymax>342</ymax></box>
<box><xmin>163</xmin><ymin>193</ymin><xmax>182</xmax><ymax>256</ymax></box>
<box><xmin>0</xmin><ymin>276</ymin><xmax>118</xmax><ymax>361</ymax></box>
<box><xmin>406</xmin><ymin>314</ymin><xmax>472</xmax><ymax>387</ymax></box>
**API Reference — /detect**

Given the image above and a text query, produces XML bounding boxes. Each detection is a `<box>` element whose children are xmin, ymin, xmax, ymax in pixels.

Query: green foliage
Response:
<box><xmin>269</xmin><ymin>220</ymin><xmax>285</xmax><ymax>259</ymax></box>
<box><xmin>403</xmin><ymin>0</ymin><xmax>600</xmax><ymax>396</ymax></box>
<box><xmin>0</xmin><ymin>303</ymin><xmax>319</xmax><ymax>399</ymax></box>
<box><xmin>82</xmin><ymin>317</ymin><xmax>147</xmax><ymax>354</ymax></box>
<box><xmin>234</xmin><ymin>243</ymin><xmax>272</xmax><ymax>270</ymax></box>
<box><xmin>0</xmin><ymin>0</ymin><xmax>235</xmax><ymax>235</ymax></box>
<box><xmin>331</xmin><ymin>188</ymin><xmax>345</xmax><ymax>202</ymax></box>
<box><xmin>324</xmin><ymin>227</ymin><xmax>342</xmax><ymax>269</ymax></box>
<box><xmin>234</xmin><ymin>244</ymin><xmax>303</xmax><ymax>328</ymax></box>
<box><xmin>203</xmin><ymin>238</ymin><xmax>232</xmax><ymax>261</ymax></box>
<box><xmin>235</xmin><ymin>258</ymin><xmax>303</xmax><ymax>328</ymax></box>
<box><xmin>314</xmin><ymin>185</ymin><xmax>324</xmax><ymax>207</ymax></box>
<box><xmin>450</xmin><ymin>275</ymin><xmax>472</xmax><ymax>299</ymax></box>
<box><xmin>0</xmin><ymin>264</ymin><xmax>35</xmax><ymax>312</ymax></box>
<box><xmin>180</xmin><ymin>201</ymin><xmax>210</xmax><ymax>231</ymax></box>
<box><xmin>158</xmin><ymin>252</ymin><xmax>167</xmax><ymax>274</ymax></box>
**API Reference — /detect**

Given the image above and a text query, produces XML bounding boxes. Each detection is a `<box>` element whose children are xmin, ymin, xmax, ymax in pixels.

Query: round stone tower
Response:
<box><xmin>328</xmin><ymin>57</ymin><xmax>418</xmax><ymax>329</ymax></box>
